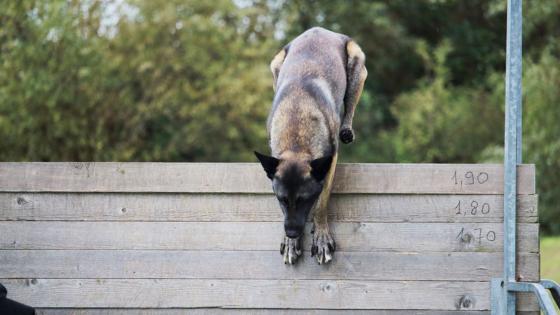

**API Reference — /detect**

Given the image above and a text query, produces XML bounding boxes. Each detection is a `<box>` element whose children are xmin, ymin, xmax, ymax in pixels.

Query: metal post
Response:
<box><xmin>492</xmin><ymin>1</ymin><xmax>560</xmax><ymax>313</ymax></box>
<box><xmin>503</xmin><ymin>0</ymin><xmax>522</xmax><ymax>313</ymax></box>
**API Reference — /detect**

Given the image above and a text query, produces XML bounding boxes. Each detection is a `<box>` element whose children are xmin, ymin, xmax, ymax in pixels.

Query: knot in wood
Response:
<box><xmin>458</xmin><ymin>295</ymin><xmax>474</xmax><ymax>309</ymax></box>
<box><xmin>461</xmin><ymin>232</ymin><xmax>473</xmax><ymax>243</ymax></box>
<box><xmin>16</xmin><ymin>197</ymin><xmax>28</xmax><ymax>205</ymax></box>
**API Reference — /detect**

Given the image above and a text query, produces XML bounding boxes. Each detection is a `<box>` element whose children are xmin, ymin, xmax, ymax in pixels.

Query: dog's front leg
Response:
<box><xmin>340</xmin><ymin>40</ymin><xmax>367</xmax><ymax>144</ymax></box>
<box><xmin>311</xmin><ymin>154</ymin><xmax>338</xmax><ymax>264</ymax></box>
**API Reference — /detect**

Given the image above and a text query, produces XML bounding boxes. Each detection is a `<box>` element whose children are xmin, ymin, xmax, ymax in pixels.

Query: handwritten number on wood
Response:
<box><xmin>454</xmin><ymin>200</ymin><xmax>491</xmax><ymax>216</ymax></box>
<box><xmin>456</xmin><ymin>227</ymin><xmax>497</xmax><ymax>244</ymax></box>
<box><xmin>452</xmin><ymin>171</ymin><xmax>490</xmax><ymax>186</ymax></box>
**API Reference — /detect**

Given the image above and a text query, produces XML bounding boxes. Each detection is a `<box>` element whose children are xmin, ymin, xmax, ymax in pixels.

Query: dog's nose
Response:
<box><xmin>285</xmin><ymin>227</ymin><xmax>301</xmax><ymax>238</ymax></box>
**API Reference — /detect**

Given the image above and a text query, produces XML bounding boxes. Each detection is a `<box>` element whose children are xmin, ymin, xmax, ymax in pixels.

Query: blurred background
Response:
<box><xmin>1</xmin><ymin>0</ymin><xmax>558</xmax><ymax>279</ymax></box>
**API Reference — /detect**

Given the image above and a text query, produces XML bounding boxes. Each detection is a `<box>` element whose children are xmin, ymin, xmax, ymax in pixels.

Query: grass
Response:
<box><xmin>541</xmin><ymin>235</ymin><xmax>560</xmax><ymax>281</ymax></box>
<box><xmin>541</xmin><ymin>235</ymin><xmax>560</xmax><ymax>312</ymax></box>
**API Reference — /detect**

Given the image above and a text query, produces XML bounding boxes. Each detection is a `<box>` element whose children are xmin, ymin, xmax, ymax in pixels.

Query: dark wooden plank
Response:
<box><xmin>34</xmin><ymin>309</ymin><xmax>541</xmax><ymax>315</ymax></box>
<box><xmin>0</xmin><ymin>222</ymin><xmax>539</xmax><ymax>253</ymax></box>
<box><xmin>0</xmin><ymin>193</ymin><xmax>538</xmax><ymax>223</ymax></box>
<box><xmin>0</xmin><ymin>250</ymin><xmax>539</xmax><ymax>282</ymax></box>
<box><xmin>0</xmin><ymin>163</ymin><xmax>535</xmax><ymax>194</ymax></box>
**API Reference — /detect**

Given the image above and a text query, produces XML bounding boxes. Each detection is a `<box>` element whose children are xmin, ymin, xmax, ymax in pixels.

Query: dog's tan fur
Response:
<box><xmin>266</xmin><ymin>27</ymin><xmax>367</xmax><ymax>264</ymax></box>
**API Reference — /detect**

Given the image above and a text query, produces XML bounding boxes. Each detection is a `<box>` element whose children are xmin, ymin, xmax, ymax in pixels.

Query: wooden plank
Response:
<box><xmin>1</xmin><ymin>279</ymin><xmax>538</xmax><ymax>310</ymax></box>
<box><xmin>0</xmin><ymin>163</ymin><xmax>535</xmax><ymax>194</ymax></box>
<box><xmin>0</xmin><ymin>193</ymin><xmax>538</xmax><ymax>223</ymax></box>
<box><xmin>34</xmin><ymin>309</ymin><xmax>541</xmax><ymax>315</ymax></box>
<box><xmin>0</xmin><ymin>222</ymin><xmax>539</xmax><ymax>253</ymax></box>
<box><xmin>0</xmin><ymin>250</ymin><xmax>539</xmax><ymax>282</ymax></box>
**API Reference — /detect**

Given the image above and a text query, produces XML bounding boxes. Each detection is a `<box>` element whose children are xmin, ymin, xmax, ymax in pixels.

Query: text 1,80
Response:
<box><xmin>454</xmin><ymin>200</ymin><xmax>491</xmax><ymax>216</ymax></box>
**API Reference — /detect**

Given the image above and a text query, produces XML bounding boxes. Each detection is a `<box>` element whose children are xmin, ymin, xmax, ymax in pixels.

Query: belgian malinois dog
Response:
<box><xmin>255</xmin><ymin>27</ymin><xmax>367</xmax><ymax>265</ymax></box>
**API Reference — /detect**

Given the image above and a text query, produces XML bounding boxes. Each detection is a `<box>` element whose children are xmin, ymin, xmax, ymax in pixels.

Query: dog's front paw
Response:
<box><xmin>280</xmin><ymin>235</ymin><xmax>302</xmax><ymax>265</ymax></box>
<box><xmin>339</xmin><ymin>127</ymin><xmax>354</xmax><ymax>144</ymax></box>
<box><xmin>311</xmin><ymin>226</ymin><xmax>336</xmax><ymax>264</ymax></box>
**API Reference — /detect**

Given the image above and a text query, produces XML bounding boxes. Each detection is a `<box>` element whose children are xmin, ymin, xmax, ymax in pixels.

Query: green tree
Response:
<box><xmin>391</xmin><ymin>41</ymin><xmax>504</xmax><ymax>163</ymax></box>
<box><xmin>0</xmin><ymin>0</ymin><xmax>275</xmax><ymax>161</ymax></box>
<box><xmin>524</xmin><ymin>44</ymin><xmax>560</xmax><ymax>233</ymax></box>
<box><xmin>0</xmin><ymin>1</ymin><xmax>108</xmax><ymax>160</ymax></box>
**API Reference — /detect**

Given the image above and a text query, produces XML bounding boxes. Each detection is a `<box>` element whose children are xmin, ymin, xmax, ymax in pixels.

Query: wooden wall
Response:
<box><xmin>0</xmin><ymin>163</ymin><xmax>539</xmax><ymax>314</ymax></box>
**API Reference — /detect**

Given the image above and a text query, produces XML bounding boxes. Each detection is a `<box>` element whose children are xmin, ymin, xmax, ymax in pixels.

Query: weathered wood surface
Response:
<box><xmin>0</xmin><ymin>279</ymin><xmax>538</xmax><ymax>311</ymax></box>
<box><xmin>0</xmin><ymin>221</ymin><xmax>539</xmax><ymax>252</ymax></box>
<box><xmin>0</xmin><ymin>163</ymin><xmax>535</xmax><ymax>194</ymax></box>
<box><xmin>35</xmin><ymin>309</ymin><xmax>540</xmax><ymax>315</ymax></box>
<box><xmin>0</xmin><ymin>193</ymin><xmax>538</xmax><ymax>223</ymax></box>
<box><xmin>0</xmin><ymin>162</ymin><xmax>540</xmax><ymax>312</ymax></box>
<box><xmin>0</xmin><ymin>250</ymin><xmax>539</xmax><ymax>281</ymax></box>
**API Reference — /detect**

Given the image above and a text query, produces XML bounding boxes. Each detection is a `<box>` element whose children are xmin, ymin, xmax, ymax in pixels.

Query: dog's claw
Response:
<box><xmin>311</xmin><ymin>245</ymin><xmax>318</xmax><ymax>256</ymax></box>
<box><xmin>339</xmin><ymin>128</ymin><xmax>354</xmax><ymax>144</ymax></box>
<box><xmin>281</xmin><ymin>236</ymin><xmax>302</xmax><ymax>265</ymax></box>
<box><xmin>311</xmin><ymin>226</ymin><xmax>336</xmax><ymax>264</ymax></box>
<box><xmin>328</xmin><ymin>241</ymin><xmax>336</xmax><ymax>252</ymax></box>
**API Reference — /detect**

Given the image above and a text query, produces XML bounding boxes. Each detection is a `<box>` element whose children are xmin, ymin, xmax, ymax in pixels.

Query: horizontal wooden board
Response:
<box><xmin>0</xmin><ymin>163</ymin><xmax>535</xmax><ymax>194</ymax></box>
<box><xmin>0</xmin><ymin>222</ymin><xmax>539</xmax><ymax>253</ymax></box>
<box><xmin>0</xmin><ymin>250</ymin><xmax>539</xmax><ymax>282</ymax></box>
<box><xmin>2</xmin><ymin>279</ymin><xmax>538</xmax><ymax>310</ymax></box>
<box><xmin>35</xmin><ymin>309</ymin><xmax>540</xmax><ymax>315</ymax></box>
<box><xmin>0</xmin><ymin>249</ymin><xmax>539</xmax><ymax>281</ymax></box>
<box><xmin>0</xmin><ymin>193</ymin><xmax>538</xmax><ymax>223</ymax></box>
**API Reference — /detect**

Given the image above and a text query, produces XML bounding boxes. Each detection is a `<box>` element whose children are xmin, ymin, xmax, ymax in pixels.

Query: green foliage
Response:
<box><xmin>524</xmin><ymin>44</ymin><xmax>560</xmax><ymax>234</ymax></box>
<box><xmin>0</xmin><ymin>1</ymin><xmax>107</xmax><ymax>160</ymax></box>
<box><xmin>0</xmin><ymin>0</ymin><xmax>274</xmax><ymax>161</ymax></box>
<box><xmin>391</xmin><ymin>41</ymin><xmax>504</xmax><ymax>163</ymax></box>
<box><xmin>1</xmin><ymin>0</ymin><xmax>560</xmax><ymax>231</ymax></box>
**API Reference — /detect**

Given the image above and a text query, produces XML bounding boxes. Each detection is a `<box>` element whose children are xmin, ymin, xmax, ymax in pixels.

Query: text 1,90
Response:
<box><xmin>452</xmin><ymin>170</ymin><xmax>489</xmax><ymax>186</ymax></box>
<box><xmin>454</xmin><ymin>200</ymin><xmax>491</xmax><ymax>216</ymax></box>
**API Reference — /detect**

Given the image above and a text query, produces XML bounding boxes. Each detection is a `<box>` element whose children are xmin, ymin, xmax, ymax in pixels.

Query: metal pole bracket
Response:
<box><xmin>492</xmin><ymin>278</ymin><xmax>560</xmax><ymax>314</ymax></box>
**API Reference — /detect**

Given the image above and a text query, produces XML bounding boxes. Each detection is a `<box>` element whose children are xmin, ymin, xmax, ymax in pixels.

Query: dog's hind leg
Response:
<box><xmin>340</xmin><ymin>40</ymin><xmax>367</xmax><ymax>144</ymax></box>
<box><xmin>270</xmin><ymin>46</ymin><xmax>288</xmax><ymax>92</ymax></box>
<box><xmin>311</xmin><ymin>153</ymin><xmax>338</xmax><ymax>264</ymax></box>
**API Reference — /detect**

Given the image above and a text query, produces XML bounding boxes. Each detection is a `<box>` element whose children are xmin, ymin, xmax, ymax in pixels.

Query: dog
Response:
<box><xmin>255</xmin><ymin>27</ymin><xmax>367</xmax><ymax>265</ymax></box>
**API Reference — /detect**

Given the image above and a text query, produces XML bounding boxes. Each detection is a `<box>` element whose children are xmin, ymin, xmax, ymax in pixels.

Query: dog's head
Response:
<box><xmin>255</xmin><ymin>151</ymin><xmax>333</xmax><ymax>239</ymax></box>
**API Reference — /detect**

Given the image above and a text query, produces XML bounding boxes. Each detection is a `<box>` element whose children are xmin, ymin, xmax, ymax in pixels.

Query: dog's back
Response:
<box><xmin>268</xmin><ymin>27</ymin><xmax>349</xmax><ymax>159</ymax></box>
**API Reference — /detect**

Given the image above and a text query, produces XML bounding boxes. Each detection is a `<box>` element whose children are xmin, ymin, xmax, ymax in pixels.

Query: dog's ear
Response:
<box><xmin>310</xmin><ymin>155</ymin><xmax>333</xmax><ymax>182</ymax></box>
<box><xmin>254</xmin><ymin>151</ymin><xmax>279</xmax><ymax>180</ymax></box>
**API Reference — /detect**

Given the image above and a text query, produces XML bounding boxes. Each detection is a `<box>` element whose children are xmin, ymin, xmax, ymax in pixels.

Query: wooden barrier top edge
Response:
<box><xmin>0</xmin><ymin>162</ymin><xmax>535</xmax><ymax>194</ymax></box>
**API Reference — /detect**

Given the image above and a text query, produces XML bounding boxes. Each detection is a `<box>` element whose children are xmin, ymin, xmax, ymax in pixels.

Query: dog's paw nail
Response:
<box><xmin>281</xmin><ymin>236</ymin><xmax>302</xmax><ymax>265</ymax></box>
<box><xmin>339</xmin><ymin>128</ymin><xmax>354</xmax><ymax>144</ymax></box>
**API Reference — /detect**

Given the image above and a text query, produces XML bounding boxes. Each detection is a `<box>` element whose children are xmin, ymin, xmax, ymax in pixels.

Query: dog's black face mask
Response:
<box><xmin>255</xmin><ymin>151</ymin><xmax>332</xmax><ymax>238</ymax></box>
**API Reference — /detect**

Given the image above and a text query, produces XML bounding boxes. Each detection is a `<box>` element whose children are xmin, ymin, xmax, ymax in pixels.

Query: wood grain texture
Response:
<box><xmin>0</xmin><ymin>222</ymin><xmax>539</xmax><ymax>252</ymax></box>
<box><xmin>0</xmin><ymin>163</ymin><xmax>535</xmax><ymax>194</ymax></box>
<box><xmin>0</xmin><ymin>250</ymin><xmax>539</xmax><ymax>281</ymax></box>
<box><xmin>0</xmin><ymin>193</ymin><xmax>538</xmax><ymax>223</ymax></box>
<box><xmin>0</xmin><ymin>279</ymin><xmax>539</xmax><ymax>310</ymax></box>
<box><xmin>35</xmin><ymin>309</ymin><xmax>541</xmax><ymax>315</ymax></box>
